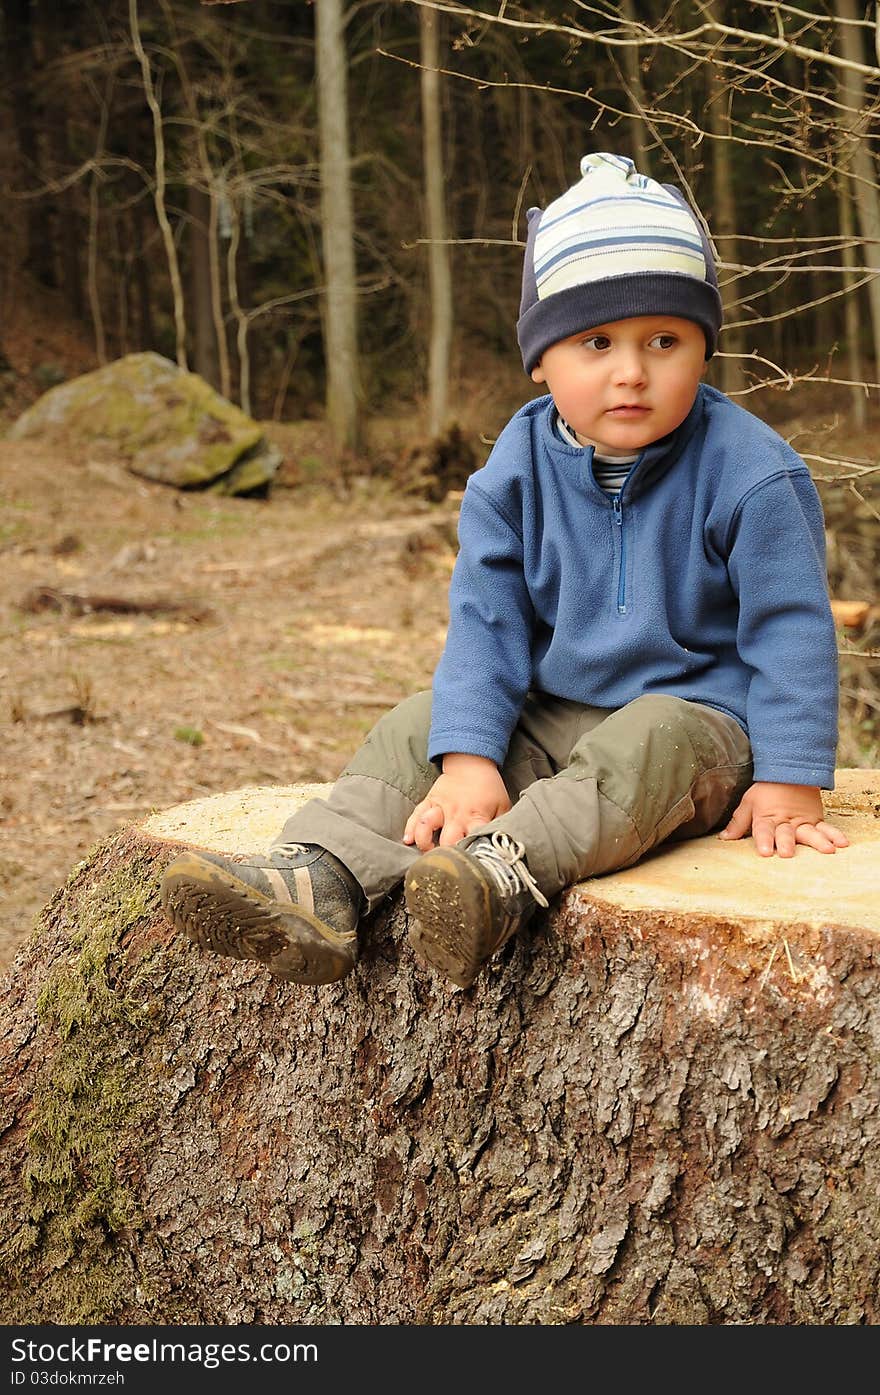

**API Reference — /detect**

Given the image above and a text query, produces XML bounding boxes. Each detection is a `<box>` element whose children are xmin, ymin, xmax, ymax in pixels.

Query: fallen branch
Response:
<box><xmin>29</xmin><ymin>704</ymin><xmax>104</xmax><ymax>726</ymax></box>
<box><xmin>18</xmin><ymin>586</ymin><xmax>214</xmax><ymax>623</ymax></box>
<box><xmin>281</xmin><ymin>685</ymin><xmax>407</xmax><ymax>708</ymax></box>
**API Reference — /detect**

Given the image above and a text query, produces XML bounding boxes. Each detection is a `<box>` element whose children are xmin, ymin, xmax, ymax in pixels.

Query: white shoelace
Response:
<box><xmin>471</xmin><ymin>831</ymin><xmax>549</xmax><ymax>909</ymax></box>
<box><xmin>268</xmin><ymin>841</ymin><xmax>311</xmax><ymax>858</ymax></box>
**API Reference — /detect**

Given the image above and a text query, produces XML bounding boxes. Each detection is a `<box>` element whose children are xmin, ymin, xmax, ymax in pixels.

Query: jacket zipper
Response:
<box><xmin>612</xmin><ymin>494</ymin><xmax>627</xmax><ymax>614</ymax></box>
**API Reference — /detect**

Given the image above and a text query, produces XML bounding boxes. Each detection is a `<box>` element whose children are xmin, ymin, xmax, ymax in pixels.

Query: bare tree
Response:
<box><xmin>618</xmin><ymin>0</ymin><xmax>651</xmax><ymax>173</ymax></box>
<box><xmin>5</xmin><ymin>0</ymin><xmax>54</xmax><ymax>288</ymax></box>
<box><xmin>838</xmin><ymin>168</ymin><xmax>868</xmax><ymax>429</ymax></box>
<box><xmin>188</xmin><ymin>184</ymin><xmax>220</xmax><ymax>389</ymax></box>
<box><xmin>834</xmin><ymin>0</ymin><xmax>880</xmax><ymax>376</ymax></box>
<box><xmin>421</xmin><ymin>5</ymin><xmax>454</xmax><ymax>438</ymax></box>
<box><xmin>702</xmin><ymin>0</ymin><xmax>745</xmax><ymax>395</ymax></box>
<box><xmin>161</xmin><ymin>0</ymin><xmax>232</xmax><ymax>397</ymax></box>
<box><xmin>85</xmin><ymin>74</ymin><xmax>113</xmax><ymax>366</ymax></box>
<box><xmin>315</xmin><ymin>0</ymin><xmax>361</xmax><ymax>453</ymax></box>
<box><xmin>224</xmin><ymin>180</ymin><xmax>252</xmax><ymax>416</ymax></box>
<box><xmin>129</xmin><ymin>0</ymin><xmax>188</xmax><ymax>371</ymax></box>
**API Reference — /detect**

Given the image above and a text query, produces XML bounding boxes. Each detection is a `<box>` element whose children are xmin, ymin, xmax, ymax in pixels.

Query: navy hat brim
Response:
<box><xmin>516</xmin><ymin>271</ymin><xmax>722</xmax><ymax>372</ymax></box>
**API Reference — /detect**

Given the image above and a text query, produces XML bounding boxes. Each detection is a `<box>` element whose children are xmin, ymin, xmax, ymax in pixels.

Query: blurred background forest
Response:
<box><xmin>0</xmin><ymin>0</ymin><xmax>879</xmax><ymax>961</ymax></box>
<box><xmin>2</xmin><ymin>0</ymin><xmax>880</xmax><ymax>433</ymax></box>
<box><xmin>3</xmin><ymin>0</ymin><xmax>877</xmax><ymax>701</ymax></box>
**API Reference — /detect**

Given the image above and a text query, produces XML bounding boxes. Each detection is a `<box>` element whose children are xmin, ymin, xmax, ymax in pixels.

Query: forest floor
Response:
<box><xmin>0</xmin><ymin>429</ymin><xmax>465</xmax><ymax>972</ymax></box>
<box><xmin>1</xmin><ymin>298</ymin><xmax>878</xmax><ymax>973</ymax></box>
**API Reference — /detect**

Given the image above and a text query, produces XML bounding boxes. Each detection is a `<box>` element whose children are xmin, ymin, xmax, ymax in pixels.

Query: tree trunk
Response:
<box><xmin>780</xmin><ymin>45</ymin><xmax>835</xmax><ymax>355</ymax></box>
<box><xmin>703</xmin><ymin>0</ymin><xmax>745</xmax><ymax>395</ymax></box>
<box><xmin>834</xmin><ymin>0</ymin><xmax>880</xmax><ymax>377</ymax></box>
<box><xmin>315</xmin><ymin>0</ymin><xmax>361</xmax><ymax>454</ymax></box>
<box><xmin>838</xmin><ymin>169</ymin><xmax>867</xmax><ymax>429</ymax></box>
<box><xmin>131</xmin><ymin>197</ymin><xmax>156</xmax><ymax>351</ymax></box>
<box><xmin>225</xmin><ymin>191</ymin><xmax>252</xmax><ymax>415</ymax></box>
<box><xmin>86</xmin><ymin>76</ymin><xmax>112</xmax><ymax>367</ymax></box>
<box><xmin>420</xmin><ymin>7</ymin><xmax>453</xmax><ymax>439</ymax></box>
<box><xmin>0</xmin><ymin>772</ymin><xmax>878</xmax><ymax>1325</ymax></box>
<box><xmin>619</xmin><ymin>0</ymin><xmax>650</xmax><ymax>173</ymax></box>
<box><xmin>4</xmin><ymin>0</ymin><xmax>55</xmax><ymax>287</ymax></box>
<box><xmin>164</xmin><ymin>0</ymin><xmax>233</xmax><ymax>401</ymax></box>
<box><xmin>42</xmin><ymin>0</ymin><xmax>84</xmax><ymax>324</ymax></box>
<box><xmin>188</xmin><ymin>183</ymin><xmax>221</xmax><ymax>390</ymax></box>
<box><xmin>129</xmin><ymin>0</ymin><xmax>188</xmax><ymax>370</ymax></box>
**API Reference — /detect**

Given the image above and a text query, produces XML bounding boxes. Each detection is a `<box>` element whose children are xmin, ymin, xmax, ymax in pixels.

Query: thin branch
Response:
<box><xmin>399</xmin><ymin>1</ymin><xmax>880</xmax><ymax>78</ymax></box>
<box><xmin>128</xmin><ymin>0</ymin><xmax>188</xmax><ymax>369</ymax></box>
<box><xmin>375</xmin><ymin>47</ymin><xmax>703</xmax><ymax>138</ymax></box>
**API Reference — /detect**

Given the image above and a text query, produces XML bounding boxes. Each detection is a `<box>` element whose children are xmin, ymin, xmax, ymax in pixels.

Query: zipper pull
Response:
<box><xmin>613</xmin><ymin>495</ymin><xmax>623</xmax><ymax>524</ymax></box>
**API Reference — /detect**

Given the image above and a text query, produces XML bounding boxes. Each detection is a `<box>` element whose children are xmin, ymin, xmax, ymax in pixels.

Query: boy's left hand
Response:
<box><xmin>718</xmin><ymin>782</ymin><xmax>850</xmax><ymax>858</ymax></box>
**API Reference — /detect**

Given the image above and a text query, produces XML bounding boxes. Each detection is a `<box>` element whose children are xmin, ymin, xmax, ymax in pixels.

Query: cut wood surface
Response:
<box><xmin>830</xmin><ymin>598</ymin><xmax>874</xmax><ymax>631</ymax></box>
<box><xmin>142</xmin><ymin>767</ymin><xmax>880</xmax><ymax>936</ymax></box>
<box><xmin>0</xmin><ymin>769</ymin><xmax>878</xmax><ymax>1325</ymax></box>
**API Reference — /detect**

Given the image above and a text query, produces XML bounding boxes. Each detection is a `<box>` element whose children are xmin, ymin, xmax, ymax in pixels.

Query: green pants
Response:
<box><xmin>276</xmin><ymin>690</ymin><xmax>753</xmax><ymax>912</ymax></box>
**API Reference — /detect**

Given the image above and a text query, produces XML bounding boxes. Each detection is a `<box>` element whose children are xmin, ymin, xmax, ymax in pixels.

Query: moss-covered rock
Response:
<box><xmin>8</xmin><ymin>351</ymin><xmax>281</xmax><ymax>495</ymax></box>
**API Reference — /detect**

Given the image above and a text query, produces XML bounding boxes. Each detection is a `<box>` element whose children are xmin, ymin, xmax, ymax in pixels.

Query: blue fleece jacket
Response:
<box><xmin>428</xmin><ymin>383</ymin><xmax>839</xmax><ymax>788</ymax></box>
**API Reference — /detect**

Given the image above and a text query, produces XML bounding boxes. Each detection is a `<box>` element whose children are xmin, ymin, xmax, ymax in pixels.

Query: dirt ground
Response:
<box><xmin>0</xmin><ymin>430</ymin><xmax>460</xmax><ymax>971</ymax></box>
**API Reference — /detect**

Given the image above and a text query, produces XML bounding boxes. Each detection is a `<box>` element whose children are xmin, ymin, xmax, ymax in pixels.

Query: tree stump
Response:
<box><xmin>1</xmin><ymin>771</ymin><xmax>879</xmax><ymax>1325</ymax></box>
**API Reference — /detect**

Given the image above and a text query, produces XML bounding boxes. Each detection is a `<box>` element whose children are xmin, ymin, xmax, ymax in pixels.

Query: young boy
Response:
<box><xmin>161</xmin><ymin>151</ymin><xmax>848</xmax><ymax>992</ymax></box>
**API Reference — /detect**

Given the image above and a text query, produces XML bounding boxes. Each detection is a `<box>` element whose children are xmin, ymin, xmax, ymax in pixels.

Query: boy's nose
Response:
<box><xmin>611</xmin><ymin>350</ymin><xmax>647</xmax><ymax>386</ymax></box>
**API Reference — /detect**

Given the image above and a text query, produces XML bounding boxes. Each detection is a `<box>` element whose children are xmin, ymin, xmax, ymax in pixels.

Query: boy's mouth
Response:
<box><xmin>605</xmin><ymin>404</ymin><xmax>651</xmax><ymax>419</ymax></box>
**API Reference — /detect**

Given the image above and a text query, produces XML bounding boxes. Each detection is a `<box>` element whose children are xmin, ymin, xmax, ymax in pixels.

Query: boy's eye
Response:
<box><xmin>649</xmin><ymin>333</ymin><xmax>678</xmax><ymax>349</ymax></box>
<box><xmin>583</xmin><ymin>334</ymin><xmax>612</xmax><ymax>351</ymax></box>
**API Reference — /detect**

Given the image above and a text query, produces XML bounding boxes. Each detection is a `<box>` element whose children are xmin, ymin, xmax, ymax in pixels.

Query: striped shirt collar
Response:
<box><xmin>556</xmin><ymin>413</ymin><xmax>638</xmax><ymax>464</ymax></box>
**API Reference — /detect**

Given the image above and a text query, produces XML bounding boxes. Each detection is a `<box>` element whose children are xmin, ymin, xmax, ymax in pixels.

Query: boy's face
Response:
<box><xmin>530</xmin><ymin>315</ymin><xmax>707</xmax><ymax>455</ymax></box>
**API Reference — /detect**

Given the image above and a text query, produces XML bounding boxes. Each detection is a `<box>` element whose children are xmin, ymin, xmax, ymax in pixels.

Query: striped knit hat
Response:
<box><xmin>516</xmin><ymin>152</ymin><xmax>722</xmax><ymax>373</ymax></box>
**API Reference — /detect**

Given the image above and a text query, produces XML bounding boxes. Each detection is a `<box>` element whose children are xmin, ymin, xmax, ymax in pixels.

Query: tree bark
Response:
<box><xmin>420</xmin><ymin>7</ymin><xmax>453</xmax><ymax>439</ymax></box>
<box><xmin>130</xmin><ymin>196</ymin><xmax>156</xmax><ymax>352</ymax></box>
<box><xmin>163</xmin><ymin>0</ymin><xmax>232</xmax><ymax>400</ymax></box>
<box><xmin>703</xmin><ymin>0</ymin><xmax>745</xmax><ymax>396</ymax></box>
<box><xmin>42</xmin><ymin>0</ymin><xmax>85</xmax><ymax>323</ymax></box>
<box><xmin>0</xmin><ymin>773</ymin><xmax>878</xmax><ymax>1325</ymax></box>
<box><xmin>838</xmin><ymin>169</ymin><xmax>867</xmax><ymax>429</ymax></box>
<box><xmin>4</xmin><ymin>0</ymin><xmax>55</xmax><ymax>287</ymax></box>
<box><xmin>618</xmin><ymin>0</ymin><xmax>650</xmax><ymax>174</ymax></box>
<box><xmin>315</xmin><ymin>0</ymin><xmax>361</xmax><ymax>454</ymax></box>
<box><xmin>188</xmin><ymin>183</ymin><xmax>221</xmax><ymax>390</ymax></box>
<box><xmin>834</xmin><ymin>0</ymin><xmax>880</xmax><ymax>376</ymax></box>
<box><xmin>129</xmin><ymin>0</ymin><xmax>188</xmax><ymax>371</ymax></box>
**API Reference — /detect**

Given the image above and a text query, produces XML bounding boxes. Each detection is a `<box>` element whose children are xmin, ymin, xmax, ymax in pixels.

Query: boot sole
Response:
<box><xmin>404</xmin><ymin>847</ymin><xmax>496</xmax><ymax>989</ymax></box>
<box><xmin>161</xmin><ymin>852</ymin><xmax>356</xmax><ymax>986</ymax></box>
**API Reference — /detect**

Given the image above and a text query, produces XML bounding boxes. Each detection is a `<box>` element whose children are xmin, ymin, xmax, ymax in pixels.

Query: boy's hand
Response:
<box><xmin>403</xmin><ymin>753</ymin><xmax>512</xmax><ymax>852</ymax></box>
<box><xmin>718</xmin><ymin>782</ymin><xmax>849</xmax><ymax>858</ymax></box>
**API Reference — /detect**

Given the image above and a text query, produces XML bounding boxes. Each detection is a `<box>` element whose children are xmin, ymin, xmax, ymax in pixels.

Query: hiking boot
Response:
<box><xmin>404</xmin><ymin>831</ymin><xmax>549</xmax><ymax>989</ymax></box>
<box><xmin>160</xmin><ymin>841</ymin><xmax>363</xmax><ymax>985</ymax></box>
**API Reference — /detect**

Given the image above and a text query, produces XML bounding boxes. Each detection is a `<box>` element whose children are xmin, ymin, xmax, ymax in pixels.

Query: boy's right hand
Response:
<box><xmin>403</xmin><ymin>753</ymin><xmax>512</xmax><ymax>851</ymax></box>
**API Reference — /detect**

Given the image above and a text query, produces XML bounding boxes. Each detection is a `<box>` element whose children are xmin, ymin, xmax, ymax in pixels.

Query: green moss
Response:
<box><xmin>159</xmin><ymin>511</ymin><xmax>258</xmax><ymax>545</ymax></box>
<box><xmin>266</xmin><ymin>655</ymin><xmax>302</xmax><ymax>673</ymax></box>
<box><xmin>174</xmin><ymin>725</ymin><xmax>204</xmax><ymax>746</ymax></box>
<box><xmin>206</xmin><ymin>442</ymin><xmax>277</xmax><ymax>495</ymax></box>
<box><xmin>1</xmin><ymin>853</ymin><xmax>161</xmax><ymax>1321</ymax></box>
<box><xmin>0</xmin><ymin>501</ymin><xmax>35</xmax><ymax>546</ymax></box>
